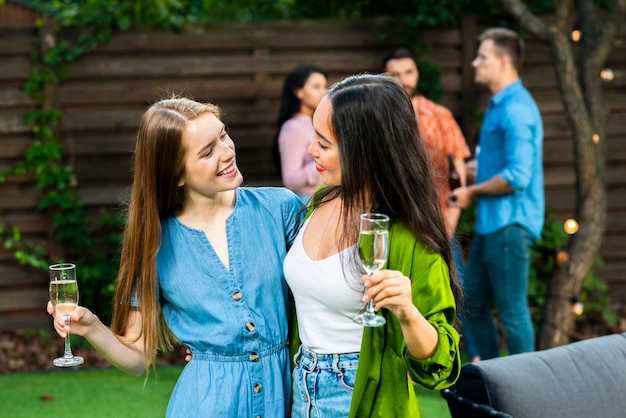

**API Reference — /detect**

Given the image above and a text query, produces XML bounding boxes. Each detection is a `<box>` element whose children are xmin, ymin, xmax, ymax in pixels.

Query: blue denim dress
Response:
<box><xmin>156</xmin><ymin>187</ymin><xmax>302</xmax><ymax>418</ymax></box>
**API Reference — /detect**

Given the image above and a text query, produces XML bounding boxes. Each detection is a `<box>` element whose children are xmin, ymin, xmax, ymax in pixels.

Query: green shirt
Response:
<box><xmin>289</xmin><ymin>211</ymin><xmax>461</xmax><ymax>417</ymax></box>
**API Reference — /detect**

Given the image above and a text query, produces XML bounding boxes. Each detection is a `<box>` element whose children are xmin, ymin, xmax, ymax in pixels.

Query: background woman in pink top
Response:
<box><xmin>273</xmin><ymin>65</ymin><xmax>328</xmax><ymax>202</ymax></box>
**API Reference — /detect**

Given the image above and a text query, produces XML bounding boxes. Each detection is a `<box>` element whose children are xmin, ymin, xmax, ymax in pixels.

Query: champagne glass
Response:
<box><xmin>353</xmin><ymin>213</ymin><xmax>389</xmax><ymax>327</ymax></box>
<box><xmin>49</xmin><ymin>263</ymin><xmax>84</xmax><ymax>367</ymax></box>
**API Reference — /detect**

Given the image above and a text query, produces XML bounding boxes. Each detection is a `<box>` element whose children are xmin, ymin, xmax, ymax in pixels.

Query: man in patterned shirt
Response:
<box><xmin>383</xmin><ymin>48</ymin><xmax>471</xmax><ymax>240</ymax></box>
<box><xmin>383</xmin><ymin>48</ymin><xmax>479</xmax><ymax>362</ymax></box>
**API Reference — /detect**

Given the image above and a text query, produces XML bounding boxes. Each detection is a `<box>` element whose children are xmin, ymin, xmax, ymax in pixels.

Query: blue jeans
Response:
<box><xmin>451</xmin><ymin>237</ymin><xmax>480</xmax><ymax>360</ymax></box>
<box><xmin>464</xmin><ymin>224</ymin><xmax>535</xmax><ymax>359</ymax></box>
<box><xmin>292</xmin><ymin>345</ymin><xmax>359</xmax><ymax>418</ymax></box>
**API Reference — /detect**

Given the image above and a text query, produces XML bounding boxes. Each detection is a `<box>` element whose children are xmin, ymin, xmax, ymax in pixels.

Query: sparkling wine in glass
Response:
<box><xmin>353</xmin><ymin>213</ymin><xmax>389</xmax><ymax>327</ymax></box>
<box><xmin>49</xmin><ymin>263</ymin><xmax>84</xmax><ymax>367</ymax></box>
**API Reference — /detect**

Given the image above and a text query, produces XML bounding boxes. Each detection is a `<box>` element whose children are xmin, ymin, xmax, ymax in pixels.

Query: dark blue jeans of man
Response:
<box><xmin>464</xmin><ymin>224</ymin><xmax>535</xmax><ymax>359</ymax></box>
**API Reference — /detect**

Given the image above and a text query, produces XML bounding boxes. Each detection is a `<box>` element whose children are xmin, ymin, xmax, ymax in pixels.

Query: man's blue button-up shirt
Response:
<box><xmin>475</xmin><ymin>78</ymin><xmax>544</xmax><ymax>240</ymax></box>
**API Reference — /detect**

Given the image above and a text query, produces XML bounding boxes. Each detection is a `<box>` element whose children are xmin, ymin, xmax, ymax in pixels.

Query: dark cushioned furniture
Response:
<box><xmin>442</xmin><ymin>332</ymin><xmax>626</xmax><ymax>418</ymax></box>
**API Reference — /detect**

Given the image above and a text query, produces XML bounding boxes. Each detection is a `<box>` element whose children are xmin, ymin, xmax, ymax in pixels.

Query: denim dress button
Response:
<box><xmin>249</xmin><ymin>352</ymin><xmax>259</xmax><ymax>362</ymax></box>
<box><xmin>254</xmin><ymin>383</ymin><xmax>263</xmax><ymax>393</ymax></box>
<box><xmin>245</xmin><ymin>322</ymin><xmax>255</xmax><ymax>332</ymax></box>
<box><xmin>232</xmin><ymin>291</ymin><xmax>243</xmax><ymax>301</ymax></box>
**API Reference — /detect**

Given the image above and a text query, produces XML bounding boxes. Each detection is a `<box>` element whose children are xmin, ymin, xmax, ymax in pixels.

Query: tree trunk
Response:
<box><xmin>501</xmin><ymin>0</ymin><xmax>612</xmax><ymax>349</ymax></box>
<box><xmin>536</xmin><ymin>19</ymin><xmax>608</xmax><ymax>349</ymax></box>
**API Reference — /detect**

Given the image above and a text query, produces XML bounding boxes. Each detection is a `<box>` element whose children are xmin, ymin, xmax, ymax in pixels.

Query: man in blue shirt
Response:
<box><xmin>449</xmin><ymin>27</ymin><xmax>544</xmax><ymax>359</ymax></box>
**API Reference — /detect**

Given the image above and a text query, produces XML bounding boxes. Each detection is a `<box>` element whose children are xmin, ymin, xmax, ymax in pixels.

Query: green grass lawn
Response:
<box><xmin>0</xmin><ymin>365</ymin><xmax>451</xmax><ymax>417</ymax></box>
<box><xmin>416</xmin><ymin>384</ymin><xmax>452</xmax><ymax>417</ymax></box>
<box><xmin>0</xmin><ymin>366</ymin><xmax>182</xmax><ymax>418</ymax></box>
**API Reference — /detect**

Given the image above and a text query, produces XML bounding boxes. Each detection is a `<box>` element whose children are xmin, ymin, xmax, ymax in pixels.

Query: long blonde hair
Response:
<box><xmin>111</xmin><ymin>97</ymin><xmax>221</xmax><ymax>373</ymax></box>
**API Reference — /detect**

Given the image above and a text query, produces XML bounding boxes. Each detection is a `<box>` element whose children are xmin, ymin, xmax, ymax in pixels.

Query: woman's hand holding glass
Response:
<box><xmin>47</xmin><ymin>301</ymin><xmax>93</xmax><ymax>339</ymax></box>
<box><xmin>361</xmin><ymin>269</ymin><xmax>417</xmax><ymax>324</ymax></box>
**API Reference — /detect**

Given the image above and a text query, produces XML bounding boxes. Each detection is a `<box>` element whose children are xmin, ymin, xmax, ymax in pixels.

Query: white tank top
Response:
<box><xmin>284</xmin><ymin>215</ymin><xmax>365</xmax><ymax>354</ymax></box>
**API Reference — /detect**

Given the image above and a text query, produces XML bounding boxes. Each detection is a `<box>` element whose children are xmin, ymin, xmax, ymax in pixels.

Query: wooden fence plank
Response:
<box><xmin>0</xmin><ymin>135</ymin><xmax>32</xmax><ymax>158</ymax></box>
<box><xmin>0</xmin><ymin>56</ymin><xmax>33</xmax><ymax>81</ymax></box>
<box><xmin>0</xmin><ymin>30</ymin><xmax>38</xmax><ymax>54</ymax></box>
<box><xmin>0</xmin><ymin>315</ymin><xmax>51</xmax><ymax>330</ymax></box>
<box><xmin>57</xmin><ymin>79</ymin><xmax>285</xmax><ymax>105</ymax></box>
<box><xmin>601</xmin><ymin>236</ymin><xmax>626</xmax><ymax>259</ymax></box>
<box><xmin>89</xmin><ymin>19</ymin><xmax>422</xmax><ymax>52</ymax></box>
<box><xmin>596</xmin><ymin>262</ymin><xmax>626</xmax><ymax>286</ymax></box>
<box><xmin>0</xmin><ymin>113</ymin><xmax>31</xmax><ymax>134</ymax></box>
<box><xmin>0</xmin><ymin>288</ymin><xmax>48</xmax><ymax>311</ymax></box>
<box><xmin>0</xmin><ymin>88</ymin><xmax>35</xmax><ymax>109</ymax></box>
<box><xmin>60</xmin><ymin>132</ymin><xmax>135</xmax><ymax>155</ymax></box>
<box><xmin>78</xmin><ymin>185</ymin><xmax>130</xmax><ymax>207</ymax></box>
<box><xmin>0</xmin><ymin>212</ymin><xmax>49</xmax><ymax>234</ymax></box>
<box><xmin>608</xmin><ymin>185</ymin><xmax>626</xmax><ymax>210</ymax></box>
<box><xmin>0</xmin><ymin>185</ymin><xmax>41</xmax><ymax>210</ymax></box>
<box><xmin>0</xmin><ymin>3</ymin><xmax>40</xmax><ymax>29</ymax></box>
<box><xmin>62</xmin><ymin>52</ymin><xmax>407</xmax><ymax>79</ymax></box>
<box><xmin>0</xmin><ymin>265</ymin><xmax>47</xmax><ymax>287</ymax></box>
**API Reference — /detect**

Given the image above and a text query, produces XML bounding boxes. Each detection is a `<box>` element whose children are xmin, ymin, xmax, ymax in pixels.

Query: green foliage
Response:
<box><xmin>0</xmin><ymin>220</ymin><xmax>49</xmax><ymax>270</ymax></box>
<box><xmin>457</xmin><ymin>201</ymin><xmax>476</xmax><ymax>238</ymax></box>
<box><xmin>38</xmin><ymin>328</ymin><xmax>52</xmax><ymax>346</ymax></box>
<box><xmin>188</xmin><ymin>0</ymin><xmax>294</xmax><ymax>22</ymax></box>
<box><xmin>22</xmin><ymin>327</ymin><xmax>53</xmax><ymax>346</ymax></box>
<box><xmin>527</xmin><ymin>211</ymin><xmax>614</xmax><ymax>328</ymax></box>
<box><xmin>287</xmin><ymin>0</ymin><xmax>555</xmax><ymax>25</ymax></box>
<box><xmin>20</xmin><ymin>0</ymin><xmax>572</xmax><ymax>27</ymax></box>
<box><xmin>23</xmin><ymin>0</ymin><xmax>296</xmax><ymax>26</ymax></box>
<box><xmin>24</xmin><ymin>0</ymin><xmax>186</xmax><ymax>30</ymax></box>
<box><xmin>415</xmin><ymin>59</ymin><xmax>444</xmax><ymax>102</ymax></box>
<box><xmin>580</xmin><ymin>258</ymin><xmax>617</xmax><ymax>327</ymax></box>
<box><xmin>76</xmin><ymin>209</ymin><xmax>125</xmax><ymax>320</ymax></box>
<box><xmin>527</xmin><ymin>210</ymin><xmax>571</xmax><ymax>313</ymax></box>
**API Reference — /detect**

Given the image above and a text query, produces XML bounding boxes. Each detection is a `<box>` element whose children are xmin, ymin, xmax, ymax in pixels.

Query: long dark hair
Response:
<box><xmin>272</xmin><ymin>64</ymin><xmax>328</xmax><ymax>172</ymax></box>
<box><xmin>313</xmin><ymin>74</ymin><xmax>462</xmax><ymax>308</ymax></box>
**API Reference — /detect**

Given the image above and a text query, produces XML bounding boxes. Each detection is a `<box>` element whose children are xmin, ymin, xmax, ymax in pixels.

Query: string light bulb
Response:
<box><xmin>592</xmin><ymin>134</ymin><xmax>600</xmax><ymax>144</ymax></box>
<box><xmin>600</xmin><ymin>69</ymin><xmax>614</xmax><ymax>81</ymax></box>
<box><xmin>571</xmin><ymin>29</ymin><xmax>581</xmax><ymax>42</ymax></box>
<box><xmin>564</xmin><ymin>218</ymin><xmax>579</xmax><ymax>234</ymax></box>
<box><xmin>570</xmin><ymin>296</ymin><xmax>584</xmax><ymax>316</ymax></box>
<box><xmin>556</xmin><ymin>249</ymin><xmax>569</xmax><ymax>266</ymax></box>
<box><xmin>572</xmin><ymin>301</ymin><xmax>584</xmax><ymax>316</ymax></box>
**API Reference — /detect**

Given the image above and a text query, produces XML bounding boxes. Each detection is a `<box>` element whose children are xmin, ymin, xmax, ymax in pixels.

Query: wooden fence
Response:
<box><xmin>0</xmin><ymin>3</ymin><xmax>625</xmax><ymax>330</ymax></box>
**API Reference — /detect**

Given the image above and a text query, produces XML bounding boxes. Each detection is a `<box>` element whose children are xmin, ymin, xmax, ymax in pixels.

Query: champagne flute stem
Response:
<box><xmin>364</xmin><ymin>272</ymin><xmax>377</xmax><ymax>315</ymax></box>
<box><xmin>365</xmin><ymin>299</ymin><xmax>376</xmax><ymax>315</ymax></box>
<box><xmin>62</xmin><ymin>316</ymin><xmax>74</xmax><ymax>358</ymax></box>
